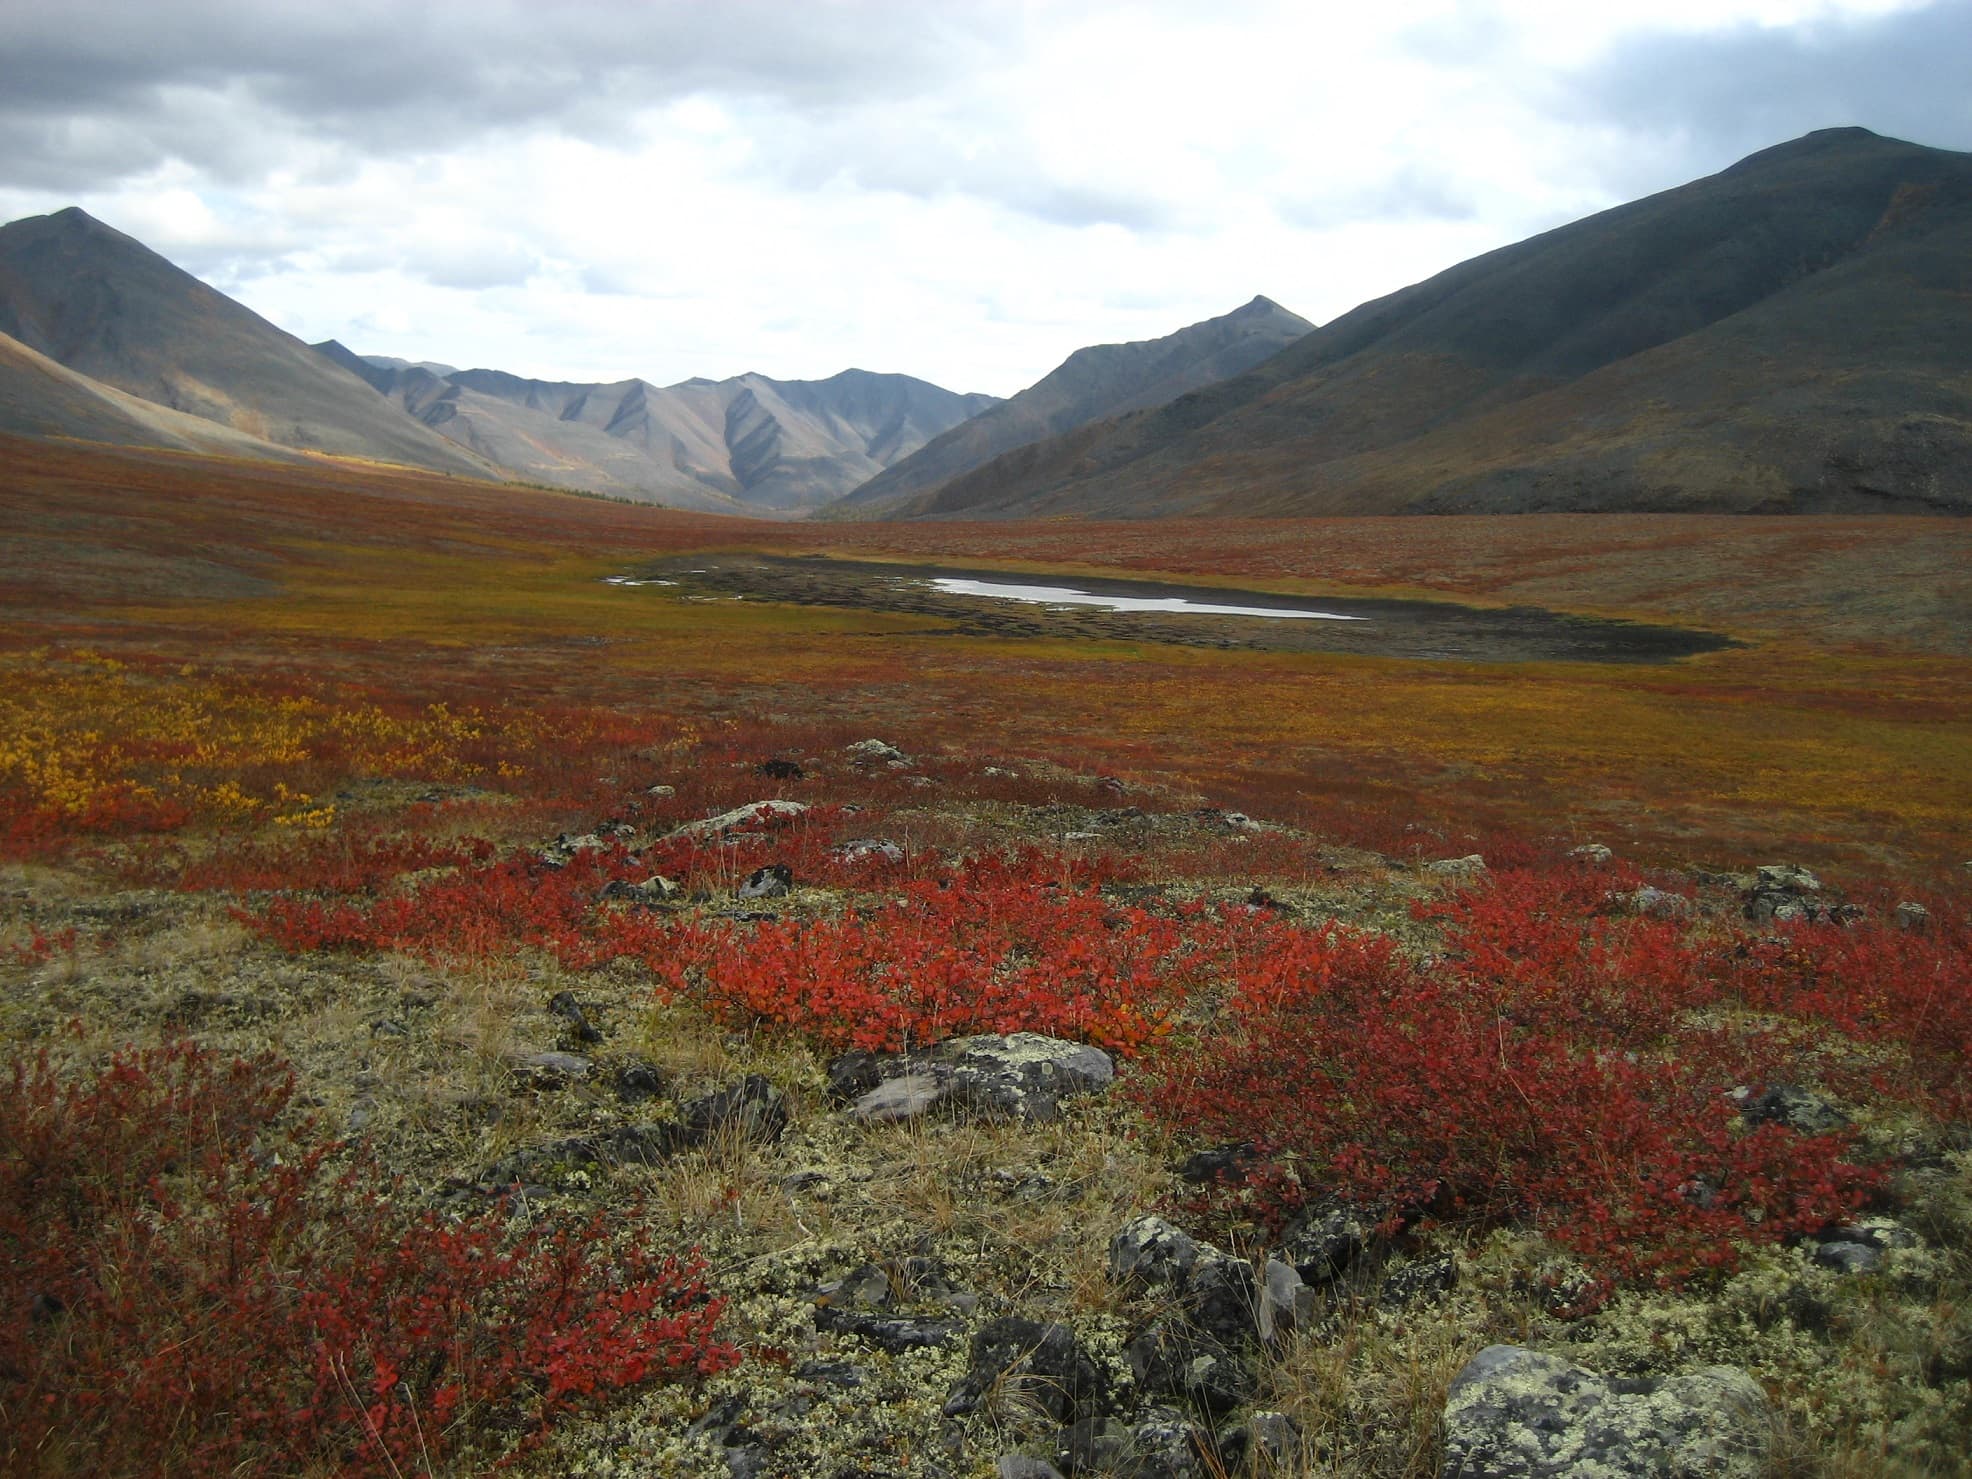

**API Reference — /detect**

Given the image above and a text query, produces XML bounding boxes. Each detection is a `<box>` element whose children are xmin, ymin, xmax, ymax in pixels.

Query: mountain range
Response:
<box><xmin>0</xmin><ymin>205</ymin><xmax>1312</xmax><ymax>517</ymax></box>
<box><xmin>313</xmin><ymin>343</ymin><xmax>1001</xmax><ymax>514</ymax></box>
<box><xmin>899</xmin><ymin>128</ymin><xmax>1972</xmax><ymax>519</ymax></box>
<box><xmin>2</xmin><ymin>127</ymin><xmax>1968</xmax><ymax>519</ymax></box>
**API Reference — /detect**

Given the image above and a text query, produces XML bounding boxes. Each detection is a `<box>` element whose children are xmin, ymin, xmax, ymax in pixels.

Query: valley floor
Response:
<box><xmin>2</xmin><ymin>438</ymin><xmax>1969</xmax><ymax>1476</ymax></box>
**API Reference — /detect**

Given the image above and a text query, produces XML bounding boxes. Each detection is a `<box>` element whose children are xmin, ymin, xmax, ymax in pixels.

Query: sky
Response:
<box><xmin>1</xmin><ymin>0</ymin><xmax>1968</xmax><ymax>397</ymax></box>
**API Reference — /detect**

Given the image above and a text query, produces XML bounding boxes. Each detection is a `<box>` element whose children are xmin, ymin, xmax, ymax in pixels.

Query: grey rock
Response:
<box><xmin>1109</xmin><ymin>1215</ymin><xmax>1204</xmax><ymax>1291</ymax></box>
<box><xmin>997</xmin><ymin>1459</ymin><xmax>1066</xmax><ymax>1479</ymax></box>
<box><xmin>1279</xmin><ymin>1202</ymin><xmax>1371</xmax><ymax>1283</ymax></box>
<box><xmin>538</xmin><ymin>832</ymin><xmax>608</xmax><ymax>866</ymax></box>
<box><xmin>677</xmin><ymin>1074</ymin><xmax>788</xmax><ymax>1146</ymax></box>
<box><xmin>1238</xmin><ymin>1410</ymin><xmax>1302</xmax><ymax>1471</ymax></box>
<box><xmin>548</xmin><ymin>989</ymin><xmax>604</xmax><ymax>1043</ymax></box>
<box><xmin>1440</xmin><ymin>1345</ymin><xmax>1772</xmax><ymax>1478</ymax></box>
<box><xmin>1737</xmin><ymin>1083</ymin><xmax>1848</xmax><ymax>1135</ymax></box>
<box><xmin>615</xmin><ymin>1060</ymin><xmax>665</xmax><ymax>1101</ymax></box>
<box><xmin>1423</xmin><ymin>854</ymin><xmax>1487</xmax><ymax>877</ymax></box>
<box><xmin>1382</xmin><ymin>1252</ymin><xmax>1458</xmax><ymax>1309</ymax></box>
<box><xmin>1187</xmin><ymin>1250</ymin><xmax>1264</xmax><ymax>1348</ymax></box>
<box><xmin>1570</xmin><ymin>843</ymin><xmax>1615</xmax><ymax>865</ymax></box>
<box><xmin>945</xmin><ymin>1032</ymin><xmax>1115</xmax><ymax>1121</ymax></box>
<box><xmin>1830</xmin><ymin>1216</ymin><xmax>1917</xmax><ymax>1251</ymax></box>
<box><xmin>1812</xmin><ymin>1241</ymin><xmax>1883</xmax><ymax>1276</ymax></box>
<box><xmin>839</xmin><ymin>1034</ymin><xmax>1113</xmax><ymax>1126</ymax></box>
<box><xmin>1754</xmin><ymin>864</ymin><xmax>1821</xmax><ymax>893</ymax></box>
<box><xmin>944</xmin><ymin>1317</ymin><xmax>1108</xmax><ymax>1425</ymax></box>
<box><xmin>1608</xmin><ymin>886</ymin><xmax>1695</xmax><ymax>920</ymax></box>
<box><xmin>1257</xmin><ymin>1258</ymin><xmax>1305</xmax><ymax>1343</ymax></box>
<box><xmin>644</xmin><ymin>783</ymin><xmax>676</xmax><ymax>797</ymax></box>
<box><xmin>814</xmin><ymin>1307</ymin><xmax>962</xmax><ymax>1352</ymax></box>
<box><xmin>847</xmin><ymin>738</ymin><xmax>910</xmax><ymax>765</ymax></box>
<box><xmin>1123</xmin><ymin>1411</ymin><xmax>1211</xmax><ymax>1478</ymax></box>
<box><xmin>1894</xmin><ymin>901</ymin><xmax>1931</xmax><ymax>932</ymax></box>
<box><xmin>815</xmin><ymin>1263</ymin><xmax>893</xmax><ymax>1311</ymax></box>
<box><xmin>825</xmin><ymin>1048</ymin><xmax>888</xmax><ymax>1102</ymax></box>
<box><xmin>838</xmin><ymin>838</ymin><xmax>907</xmax><ymax>863</ymax></box>
<box><xmin>737</xmin><ymin>863</ymin><xmax>793</xmax><ymax>899</ymax></box>
<box><xmin>1127</xmin><ymin>1316</ymin><xmax>1256</xmax><ymax>1414</ymax></box>
<box><xmin>667</xmin><ymin>799</ymin><xmax>808</xmax><ymax>839</ymax></box>
<box><xmin>600</xmin><ymin>873</ymin><xmax>679</xmax><ymax>905</ymax></box>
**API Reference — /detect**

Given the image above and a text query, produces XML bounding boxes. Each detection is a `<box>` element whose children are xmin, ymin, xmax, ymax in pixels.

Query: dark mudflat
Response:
<box><xmin>625</xmin><ymin>555</ymin><xmax>1735</xmax><ymax>664</ymax></box>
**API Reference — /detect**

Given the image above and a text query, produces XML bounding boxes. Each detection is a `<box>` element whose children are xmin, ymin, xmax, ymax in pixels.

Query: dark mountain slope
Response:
<box><xmin>0</xmin><ymin>209</ymin><xmax>491</xmax><ymax>476</ymax></box>
<box><xmin>826</xmin><ymin>295</ymin><xmax>1312</xmax><ymax>517</ymax></box>
<box><xmin>896</xmin><ymin>129</ymin><xmax>1972</xmax><ymax>519</ymax></box>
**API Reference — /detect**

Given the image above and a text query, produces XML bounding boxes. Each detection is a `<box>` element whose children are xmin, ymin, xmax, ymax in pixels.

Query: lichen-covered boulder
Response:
<box><xmin>837</xmin><ymin>1033</ymin><xmax>1113</xmax><ymax>1125</ymax></box>
<box><xmin>944</xmin><ymin>1033</ymin><xmax>1115</xmax><ymax>1121</ymax></box>
<box><xmin>1440</xmin><ymin>1345</ymin><xmax>1772</xmax><ymax>1478</ymax></box>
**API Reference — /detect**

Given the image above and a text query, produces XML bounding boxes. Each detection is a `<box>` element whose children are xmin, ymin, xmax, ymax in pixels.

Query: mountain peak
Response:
<box><xmin>1718</xmin><ymin>125</ymin><xmax>1898</xmax><ymax>177</ymax></box>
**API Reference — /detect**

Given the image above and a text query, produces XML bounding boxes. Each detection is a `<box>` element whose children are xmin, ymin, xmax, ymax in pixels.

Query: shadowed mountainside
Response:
<box><xmin>883</xmin><ymin>129</ymin><xmax>1972</xmax><ymax>520</ymax></box>
<box><xmin>321</xmin><ymin>347</ymin><xmax>1000</xmax><ymax>515</ymax></box>
<box><xmin>0</xmin><ymin>208</ymin><xmax>493</xmax><ymax>477</ymax></box>
<box><xmin>824</xmin><ymin>294</ymin><xmax>1312</xmax><ymax>518</ymax></box>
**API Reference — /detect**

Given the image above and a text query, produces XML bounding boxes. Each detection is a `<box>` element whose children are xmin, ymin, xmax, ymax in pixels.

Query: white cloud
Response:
<box><xmin>0</xmin><ymin>0</ymin><xmax>1962</xmax><ymax>395</ymax></box>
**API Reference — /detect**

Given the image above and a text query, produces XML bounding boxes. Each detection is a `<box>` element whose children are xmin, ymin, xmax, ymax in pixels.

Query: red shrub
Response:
<box><xmin>1715</xmin><ymin>904</ymin><xmax>1972</xmax><ymax>1121</ymax></box>
<box><xmin>609</xmin><ymin>853</ymin><xmax>1209</xmax><ymax>1054</ymax></box>
<box><xmin>0</xmin><ymin>1042</ymin><xmax>735</xmax><ymax>1477</ymax></box>
<box><xmin>1133</xmin><ymin>873</ymin><xmax>1883</xmax><ymax>1288</ymax></box>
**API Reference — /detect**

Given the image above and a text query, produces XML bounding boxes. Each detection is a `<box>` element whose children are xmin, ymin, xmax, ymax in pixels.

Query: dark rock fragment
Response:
<box><xmin>943</xmin><ymin>1317</ymin><xmax>1108</xmax><ymax>1426</ymax></box>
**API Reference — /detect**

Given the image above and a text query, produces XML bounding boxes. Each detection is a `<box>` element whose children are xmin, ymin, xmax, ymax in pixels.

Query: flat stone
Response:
<box><xmin>1424</xmin><ymin>854</ymin><xmax>1487</xmax><ymax>877</ymax></box>
<box><xmin>667</xmin><ymin>799</ymin><xmax>808</xmax><ymax>839</ymax></box>
<box><xmin>849</xmin><ymin>1069</ymin><xmax>952</xmax><ymax>1124</ymax></box>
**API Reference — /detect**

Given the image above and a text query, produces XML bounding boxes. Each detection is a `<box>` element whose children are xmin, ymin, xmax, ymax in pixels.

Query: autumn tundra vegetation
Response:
<box><xmin>2</xmin><ymin>434</ymin><xmax>1970</xmax><ymax>1476</ymax></box>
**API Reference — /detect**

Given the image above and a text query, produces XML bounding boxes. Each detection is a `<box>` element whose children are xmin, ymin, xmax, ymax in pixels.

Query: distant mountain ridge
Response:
<box><xmin>826</xmin><ymin>294</ymin><xmax>1313</xmax><ymax>517</ymax></box>
<box><xmin>881</xmin><ymin>128</ymin><xmax>1972</xmax><ymax>520</ymax></box>
<box><xmin>0</xmin><ymin>207</ymin><xmax>491</xmax><ymax>477</ymax></box>
<box><xmin>320</xmin><ymin>347</ymin><xmax>1002</xmax><ymax>515</ymax></box>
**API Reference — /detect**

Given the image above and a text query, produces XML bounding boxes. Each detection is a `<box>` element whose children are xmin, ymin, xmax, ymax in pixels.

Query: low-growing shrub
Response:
<box><xmin>0</xmin><ymin>1041</ymin><xmax>735</xmax><ymax>1477</ymax></box>
<box><xmin>1134</xmin><ymin>870</ymin><xmax>1887</xmax><ymax>1289</ymax></box>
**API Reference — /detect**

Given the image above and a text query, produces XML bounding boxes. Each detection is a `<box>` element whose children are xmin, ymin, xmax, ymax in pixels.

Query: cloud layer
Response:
<box><xmin>1</xmin><ymin>0</ymin><xmax>1963</xmax><ymax>394</ymax></box>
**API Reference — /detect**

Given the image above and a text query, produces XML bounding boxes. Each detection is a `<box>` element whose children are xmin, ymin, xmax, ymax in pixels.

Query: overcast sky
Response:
<box><xmin>2</xmin><ymin>0</ymin><xmax>1967</xmax><ymax>395</ymax></box>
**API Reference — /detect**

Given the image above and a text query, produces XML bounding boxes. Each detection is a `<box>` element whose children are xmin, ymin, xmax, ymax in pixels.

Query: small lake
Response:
<box><xmin>609</xmin><ymin>555</ymin><xmax>1735</xmax><ymax>665</ymax></box>
<box><xmin>928</xmin><ymin>577</ymin><xmax>1366</xmax><ymax>622</ymax></box>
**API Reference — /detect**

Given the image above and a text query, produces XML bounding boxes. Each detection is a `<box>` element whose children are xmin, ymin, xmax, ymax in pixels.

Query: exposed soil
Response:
<box><xmin>625</xmin><ymin>555</ymin><xmax>1736</xmax><ymax>664</ymax></box>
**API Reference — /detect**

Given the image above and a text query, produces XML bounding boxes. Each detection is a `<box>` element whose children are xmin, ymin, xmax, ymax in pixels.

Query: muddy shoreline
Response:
<box><xmin>623</xmin><ymin>554</ymin><xmax>1735</xmax><ymax>664</ymax></box>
